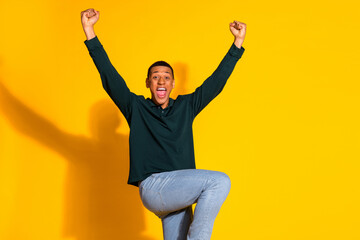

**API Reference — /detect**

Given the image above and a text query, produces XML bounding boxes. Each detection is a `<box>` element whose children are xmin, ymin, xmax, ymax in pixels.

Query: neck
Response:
<box><xmin>151</xmin><ymin>98</ymin><xmax>169</xmax><ymax>109</ymax></box>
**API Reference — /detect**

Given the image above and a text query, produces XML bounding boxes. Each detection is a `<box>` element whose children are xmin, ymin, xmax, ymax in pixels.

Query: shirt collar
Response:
<box><xmin>147</xmin><ymin>98</ymin><xmax>174</xmax><ymax>109</ymax></box>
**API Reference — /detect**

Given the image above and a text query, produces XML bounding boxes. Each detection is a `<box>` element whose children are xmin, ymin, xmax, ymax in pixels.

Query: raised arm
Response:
<box><xmin>81</xmin><ymin>9</ymin><xmax>133</xmax><ymax>120</ymax></box>
<box><xmin>191</xmin><ymin>21</ymin><xmax>246</xmax><ymax>117</ymax></box>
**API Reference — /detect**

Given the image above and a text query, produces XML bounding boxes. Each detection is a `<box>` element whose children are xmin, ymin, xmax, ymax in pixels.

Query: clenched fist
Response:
<box><xmin>81</xmin><ymin>8</ymin><xmax>99</xmax><ymax>28</ymax></box>
<box><xmin>81</xmin><ymin>8</ymin><xmax>99</xmax><ymax>40</ymax></box>
<box><xmin>229</xmin><ymin>21</ymin><xmax>246</xmax><ymax>48</ymax></box>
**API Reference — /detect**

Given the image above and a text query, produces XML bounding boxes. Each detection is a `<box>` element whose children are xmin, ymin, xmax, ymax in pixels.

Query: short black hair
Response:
<box><xmin>147</xmin><ymin>61</ymin><xmax>174</xmax><ymax>79</ymax></box>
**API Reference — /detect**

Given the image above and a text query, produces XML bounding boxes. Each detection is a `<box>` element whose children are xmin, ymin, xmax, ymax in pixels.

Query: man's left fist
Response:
<box><xmin>230</xmin><ymin>21</ymin><xmax>246</xmax><ymax>41</ymax></box>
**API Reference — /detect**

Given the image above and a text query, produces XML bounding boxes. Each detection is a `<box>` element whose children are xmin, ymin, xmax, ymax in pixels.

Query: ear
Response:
<box><xmin>172</xmin><ymin>79</ymin><xmax>175</xmax><ymax>89</ymax></box>
<box><xmin>146</xmin><ymin>78</ymin><xmax>150</xmax><ymax>88</ymax></box>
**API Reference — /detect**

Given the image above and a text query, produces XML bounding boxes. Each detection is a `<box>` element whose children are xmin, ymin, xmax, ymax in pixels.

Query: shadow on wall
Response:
<box><xmin>172</xmin><ymin>62</ymin><xmax>189</xmax><ymax>98</ymax></box>
<box><xmin>0</xmin><ymin>83</ymin><xmax>153</xmax><ymax>240</ymax></box>
<box><xmin>0</xmin><ymin>62</ymin><xmax>188</xmax><ymax>240</ymax></box>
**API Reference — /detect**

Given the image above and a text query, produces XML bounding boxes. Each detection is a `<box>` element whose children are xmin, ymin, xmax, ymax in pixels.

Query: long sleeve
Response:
<box><xmin>85</xmin><ymin>36</ymin><xmax>134</xmax><ymax>120</ymax></box>
<box><xmin>190</xmin><ymin>44</ymin><xmax>245</xmax><ymax>117</ymax></box>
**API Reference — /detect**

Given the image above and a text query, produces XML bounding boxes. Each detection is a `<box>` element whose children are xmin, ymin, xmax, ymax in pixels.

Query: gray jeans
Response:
<box><xmin>139</xmin><ymin>169</ymin><xmax>231</xmax><ymax>240</ymax></box>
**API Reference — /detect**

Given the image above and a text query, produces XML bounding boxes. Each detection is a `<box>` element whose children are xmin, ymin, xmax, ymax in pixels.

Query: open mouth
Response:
<box><xmin>156</xmin><ymin>87</ymin><xmax>167</xmax><ymax>98</ymax></box>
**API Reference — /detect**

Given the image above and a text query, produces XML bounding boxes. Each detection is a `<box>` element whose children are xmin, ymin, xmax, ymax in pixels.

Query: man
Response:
<box><xmin>81</xmin><ymin>8</ymin><xmax>246</xmax><ymax>240</ymax></box>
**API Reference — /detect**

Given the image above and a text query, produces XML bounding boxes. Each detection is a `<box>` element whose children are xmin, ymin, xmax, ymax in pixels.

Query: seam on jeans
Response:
<box><xmin>158</xmin><ymin>191</ymin><xmax>165</xmax><ymax>213</ymax></box>
<box><xmin>198</xmin><ymin>171</ymin><xmax>225</xmax><ymax>240</ymax></box>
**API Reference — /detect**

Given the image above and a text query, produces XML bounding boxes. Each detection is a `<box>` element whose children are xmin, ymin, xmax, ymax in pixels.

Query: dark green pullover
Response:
<box><xmin>85</xmin><ymin>36</ymin><xmax>244</xmax><ymax>186</ymax></box>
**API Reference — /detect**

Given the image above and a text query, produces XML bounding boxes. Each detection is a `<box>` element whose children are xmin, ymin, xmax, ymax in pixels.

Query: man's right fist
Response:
<box><xmin>81</xmin><ymin>8</ymin><xmax>99</xmax><ymax>28</ymax></box>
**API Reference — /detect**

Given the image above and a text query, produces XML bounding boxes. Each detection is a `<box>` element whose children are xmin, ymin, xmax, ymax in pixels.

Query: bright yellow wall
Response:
<box><xmin>1</xmin><ymin>0</ymin><xmax>359</xmax><ymax>239</ymax></box>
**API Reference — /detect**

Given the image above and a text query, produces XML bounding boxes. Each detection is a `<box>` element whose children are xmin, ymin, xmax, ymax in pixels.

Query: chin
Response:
<box><xmin>156</xmin><ymin>97</ymin><xmax>168</xmax><ymax>105</ymax></box>
<box><xmin>158</xmin><ymin>100</ymin><xmax>167</xmax><ymax>105</ymax></box>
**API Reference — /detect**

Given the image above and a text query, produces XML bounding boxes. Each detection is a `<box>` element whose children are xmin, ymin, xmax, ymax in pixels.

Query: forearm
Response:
<box><xmin>85</xmin><ymin>37</ymin><xmax>133</xmax><ymax>118</ymax></box>
<box><xmin>202</xmin><ymin>43</ymin><xmax>245</xmax><ymax>94</ymax></box>
<box><xmin>191</xmin><ymin>43</ymin><xmax>245</xmax><ymax>115</ymax></box>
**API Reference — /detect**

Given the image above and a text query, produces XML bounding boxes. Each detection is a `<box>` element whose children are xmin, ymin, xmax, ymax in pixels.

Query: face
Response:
<box><xmin>146</xmin><ymin>66</ymin><xmax>175</xmax><ymax>108</ymax></box>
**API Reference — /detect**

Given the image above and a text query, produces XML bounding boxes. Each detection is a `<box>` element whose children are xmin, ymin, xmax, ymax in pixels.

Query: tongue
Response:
<box><xmin>157</xmin><ymin>90</ymin><xmax>166</xmax><ymax>98</ymax></box>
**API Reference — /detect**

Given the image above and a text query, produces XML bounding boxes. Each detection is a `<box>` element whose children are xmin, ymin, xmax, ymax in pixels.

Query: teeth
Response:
<box><xmin>157</xmin><ymin>88</ymin><xmax>166</xmax><ymax>91</ymax></box>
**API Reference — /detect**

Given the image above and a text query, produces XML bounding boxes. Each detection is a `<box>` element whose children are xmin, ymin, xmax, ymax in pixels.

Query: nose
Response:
<box><xmin>158</xmin><ymin>76</ymin><xmax>165</xmax><ymax>84</ymax></box>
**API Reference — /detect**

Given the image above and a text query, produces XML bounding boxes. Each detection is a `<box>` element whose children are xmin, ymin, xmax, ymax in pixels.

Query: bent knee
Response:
<box><xmin>212</xmin><ymin>171</ymin><xmax>231</xmax><ymax>193</ymax></box>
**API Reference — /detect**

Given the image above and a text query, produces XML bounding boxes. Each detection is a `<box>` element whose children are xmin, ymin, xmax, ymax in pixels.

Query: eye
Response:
<box><xmin>153</xmin><ymin>76</ymin><xmax>158</xmax><ymax>79</ymax></box>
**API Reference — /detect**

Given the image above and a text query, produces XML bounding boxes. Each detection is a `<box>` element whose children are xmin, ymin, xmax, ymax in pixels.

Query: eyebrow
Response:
<box><xmin>152</xmin><ymin>71</ymin><xmax>171</xmax><ymax>74</ymax></box>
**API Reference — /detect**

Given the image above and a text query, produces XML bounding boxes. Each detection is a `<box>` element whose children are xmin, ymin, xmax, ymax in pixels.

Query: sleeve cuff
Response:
<box><xmin>229</xmin><ymin>43</ymin><xmax>245</xmax><ymax>59</ymax></box>
<box><xmin>84</xmin><ymin>36</ymin><xmax>102</xmax><ymax>51</ymax></box>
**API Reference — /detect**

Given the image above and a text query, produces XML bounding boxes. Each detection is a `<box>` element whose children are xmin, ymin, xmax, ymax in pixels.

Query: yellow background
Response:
<box><xmin>1</xmin><ymin>0</ymin><xmax>359</xmax><ymax>239</ymax></box>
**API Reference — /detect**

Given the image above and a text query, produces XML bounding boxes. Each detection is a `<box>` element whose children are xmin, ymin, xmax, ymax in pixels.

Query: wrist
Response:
<box><xmin>83</xmin><ymin>25</ymin><xmax>96</xmax><ymax>40</ymax></box>
<box><xmin>233</xmin><ymin>37</ymin><xmax>244</xmax><ymax>49</ymax></box>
